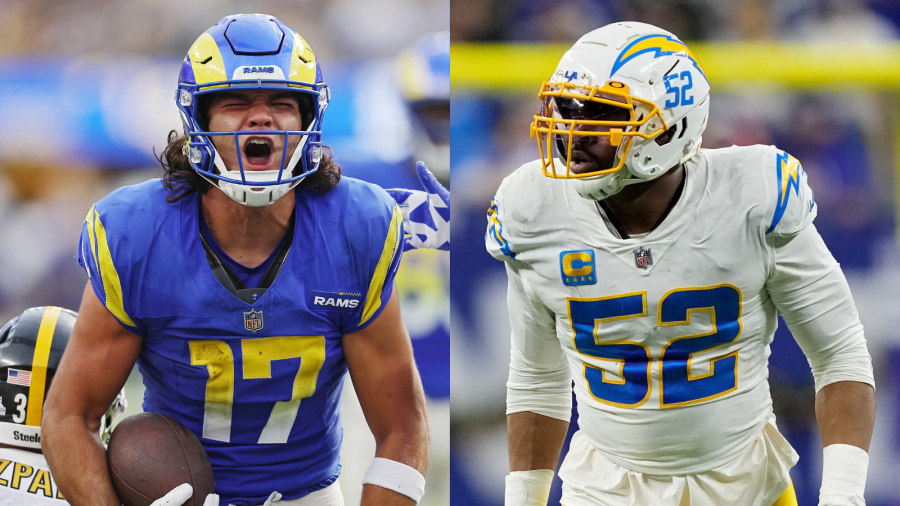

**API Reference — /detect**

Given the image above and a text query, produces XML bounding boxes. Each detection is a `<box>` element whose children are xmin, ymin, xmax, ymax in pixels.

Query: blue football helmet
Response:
<box><xmin>396</xmin><ymin>31</ymin><xmax>450</xmax><ymax>181</ymax></box>
<box><xmin>176</xmin><ymin>14</ymin><xmax>330</xmax><ymax>207</ymax></box>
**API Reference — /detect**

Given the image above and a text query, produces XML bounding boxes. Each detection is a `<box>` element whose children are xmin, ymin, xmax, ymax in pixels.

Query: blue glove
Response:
<box><xmin>386</xmin><ymin>162</ymin><xmax>450</xmax><ymax>251</ymax></box>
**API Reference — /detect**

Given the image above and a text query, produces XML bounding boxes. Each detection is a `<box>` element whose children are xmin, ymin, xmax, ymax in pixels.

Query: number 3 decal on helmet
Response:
<box><xmin>0</xmin><ymin>307</ymin><xmax>127</xmax><ymax>449</ymax></box>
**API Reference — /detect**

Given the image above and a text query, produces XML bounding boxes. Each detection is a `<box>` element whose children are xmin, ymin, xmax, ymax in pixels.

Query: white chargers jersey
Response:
<box><xmin>0</xmin><ymin>448</ymin><xmax>66</xmax><ymax>504</ymax></box>
<box><xmin>487</xmin><ymin>145</ymin><xmax>874</xmax><ymax>475</ymax></box>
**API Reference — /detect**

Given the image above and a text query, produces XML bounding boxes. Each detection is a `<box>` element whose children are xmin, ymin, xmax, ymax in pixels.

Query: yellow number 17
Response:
<box><xmin>189</xmin><ymin>335</ymin><xmax>326</xmax><ymax>444</ymax></box>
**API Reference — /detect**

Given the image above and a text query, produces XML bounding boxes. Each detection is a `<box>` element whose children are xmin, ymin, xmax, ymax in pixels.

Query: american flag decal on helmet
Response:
<box><xmin>7</xmin><ymin>369</ymin><xmax>31</xmax><ymax>387</ymax></box>
<box><xmin>634</xmin><ymin>247</ymin><xmax>653</xmax><ymax>269</ymax></box>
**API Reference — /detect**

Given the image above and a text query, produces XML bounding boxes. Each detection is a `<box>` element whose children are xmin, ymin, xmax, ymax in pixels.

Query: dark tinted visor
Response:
<box><xmin>555</xmin><ymin>97</ymin><xmax>631</xmax><ymax>122</ymax></box>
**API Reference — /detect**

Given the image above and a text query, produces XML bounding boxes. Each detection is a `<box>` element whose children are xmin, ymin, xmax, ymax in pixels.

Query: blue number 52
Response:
<box><xmin>569</xmin><ymin>284</ymin><xmax>742</xmax><ymax>408</ymax></box>
<box><xmin>663</xmin><ymin>71</ymin><xmax>695</xmax><ymax>108</ymax></box>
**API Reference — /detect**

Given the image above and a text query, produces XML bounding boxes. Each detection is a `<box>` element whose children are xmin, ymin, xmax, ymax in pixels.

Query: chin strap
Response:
<box><xmin>573</xmin><ymin>167</ymin><xmax>645</xmax><ymax>201</ymax></box>
<box><xmin>200</xmin><ymin>140</ymin><xmax>318</xmax><ymax>207</ymax></box>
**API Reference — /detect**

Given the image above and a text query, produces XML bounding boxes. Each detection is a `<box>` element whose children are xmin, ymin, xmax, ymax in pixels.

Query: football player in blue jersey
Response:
<box><xmin>40</xmin><ymin>14</ymin><xmax>440</xmax><ymax>506</ymax></box>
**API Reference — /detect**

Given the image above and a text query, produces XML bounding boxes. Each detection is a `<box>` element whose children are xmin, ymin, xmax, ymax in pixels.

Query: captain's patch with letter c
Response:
<box><xmin>560</xmin><ymin>250</ymin><xmax>597</xmax><ymax>286</ymax></box>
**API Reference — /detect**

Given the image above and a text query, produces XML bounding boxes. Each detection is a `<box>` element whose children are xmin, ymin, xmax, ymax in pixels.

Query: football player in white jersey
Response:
<box><xmin>486</xmin><ymin>22</ymin><xmax>875</xmax><ymax>506</ymax></box>
<box><xmin>0</xmin><ymin>307</ymin><xmax>125</xmax><ymax>505</ymax></box>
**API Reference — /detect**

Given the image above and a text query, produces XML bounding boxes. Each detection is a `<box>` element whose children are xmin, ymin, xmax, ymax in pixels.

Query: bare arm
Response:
<box><xmin>42</xmin><ymin>284</ymin><xmax>143</xmax><ymax>506</ymax></box>
<box><xmin>343</xmin><ymin>287</ymin><xmax>429</xmax><ymax>506</ymax></box>
<box><xmin>507</xmin><ymin>412</ymin><xmax>569</xmax><ymax>472</ymax></box>
<box><xmin>816</xmin><ymin>381</ymin><xmax>875</xmax><ymax>451</ymax></box>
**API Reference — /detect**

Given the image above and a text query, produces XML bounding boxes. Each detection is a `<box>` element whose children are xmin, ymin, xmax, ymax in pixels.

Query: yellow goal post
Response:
<box><xmin>451</xmin><ymin>42</ymin><xmax>900</xmax><ymax>229</ymax></box>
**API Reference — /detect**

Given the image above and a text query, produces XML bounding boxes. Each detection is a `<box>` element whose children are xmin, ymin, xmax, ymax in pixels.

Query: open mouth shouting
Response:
<box><xmin>242</xmin><ymin>136</ymin><xmax>275</xmax><ymax>170</ymax></box>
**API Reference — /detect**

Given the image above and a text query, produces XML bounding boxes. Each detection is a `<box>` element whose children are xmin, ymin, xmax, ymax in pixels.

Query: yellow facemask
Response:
<box><xmin>531</xmin><ymin>80</ymin><xmax>670</xmax><ymax>179</ymax></box>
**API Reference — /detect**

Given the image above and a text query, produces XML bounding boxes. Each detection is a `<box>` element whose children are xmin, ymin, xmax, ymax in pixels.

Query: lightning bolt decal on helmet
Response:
<box><xmin>176</xmin><ymin>13</ymin><xmax>330</xmax><ymax>207</ymax></box>
<box><xmin>531</xmin><ymin>22</ymin><xmax>711</xmax><ymax>201</ymax></box>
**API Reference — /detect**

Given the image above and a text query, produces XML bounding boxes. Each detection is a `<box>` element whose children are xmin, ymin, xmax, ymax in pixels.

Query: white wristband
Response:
<box><xmin>820</xmin><ymin>444</ymin><xmax>868</xmax><ymax>505</ymax></box>
<box><xmin>362</xmin><ymin>457</ymin><xmax>426</xmax><ymax>504</ymax></box>
<box><xmin>505</xmin><ymin>469</ymin><xmax>554</xmax><ymax>506</ymax></box>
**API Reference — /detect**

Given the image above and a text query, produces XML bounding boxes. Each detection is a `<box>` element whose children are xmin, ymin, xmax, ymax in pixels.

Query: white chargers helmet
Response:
<box><xmin>531</xmin><ymin>22</ymin><xmax>710</xmax><ymax>200</ymax></box>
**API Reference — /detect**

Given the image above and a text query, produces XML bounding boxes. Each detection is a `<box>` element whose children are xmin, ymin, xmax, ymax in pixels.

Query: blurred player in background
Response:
<box><xmin>0</xmin><ymin>306</ymin><xmax>126</xmax><ymax>505</ymax></box>
<box><xmin>396</xmin><ymin>32</ymin><xmax>451</xmax><ymax>187</ymax></box>
<box><xmin>40</xmin><ymin>14</ymin><xmax>443</xmax><ymax>506</ymax></box>
<box><xmin>487</xmin><ymin>22</ymin><xmax>875</xmax><ymax>506</ymax></box>
<box><xmin>340</xmin><ymin>31</ymin><xmax>450</xmax><ymax>506</ymax></box>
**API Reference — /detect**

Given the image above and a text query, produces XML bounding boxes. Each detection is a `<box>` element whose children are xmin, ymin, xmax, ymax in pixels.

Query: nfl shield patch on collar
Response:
<box><xmin>244</xmin><ymin>309</ymin><xmax>263</xmax><ymax>332</ymax></box>
<box><xmin>634</xmin><ymin>247</ymin><xmax>652</xmax><ymax>269</ymax></box>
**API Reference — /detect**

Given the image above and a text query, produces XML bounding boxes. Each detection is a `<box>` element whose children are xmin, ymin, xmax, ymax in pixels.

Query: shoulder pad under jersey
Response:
<box><xmin>702</xmin><ymin>144</ymin><xmax>816</xmax><ymax>239</ymax></box>
<box><xmin>78</xmin><ymin>180</ymin><xmax>171</xmax><ymax>333</ymax></box>
<box><xmin>760</xmin><ymin>146</ymin><xmax>817</xmax><ymax>238</ymax></box>
<box><xmin>320</xmin><ymin>177</ymin><xmax>404</xmax><ymax>331</ymax></box>
<box><xmin>486</xmin><ymin>160</ymin><xmax>562</xmax><ymax>263</ymax></box>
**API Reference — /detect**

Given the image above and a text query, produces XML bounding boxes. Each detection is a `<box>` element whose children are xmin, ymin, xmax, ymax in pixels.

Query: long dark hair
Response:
<box><xmin>155</xmin><ymin>130</ymin><xmax>341</xmax><ymax>203</ymax></box>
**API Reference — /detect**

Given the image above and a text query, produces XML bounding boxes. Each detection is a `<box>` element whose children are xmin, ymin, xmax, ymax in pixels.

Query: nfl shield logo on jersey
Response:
<box><xmin>244</xmin><ymin>310</ymin><xmax>263</xmax><ymax>332</ymax></box>
<box><xmin>634</xmin><ymin>247</ymin><xmax>653</xmax><ymax>269</ymax></box>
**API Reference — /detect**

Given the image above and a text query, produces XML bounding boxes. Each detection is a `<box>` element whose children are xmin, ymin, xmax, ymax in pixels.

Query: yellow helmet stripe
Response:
<box><xmin>188</xmin><ymin>32</ymin><xmax>227</xmax><ymax>85</ymax></box>
<box><xmin>288</xmin><ymin>33</ymin><xmax>317</xmax><ymax>84</ymax></box>
<box><xmin>24</xmin><ymin>307</ymin><xmax>62</xmax><ymax>426</ymax></box>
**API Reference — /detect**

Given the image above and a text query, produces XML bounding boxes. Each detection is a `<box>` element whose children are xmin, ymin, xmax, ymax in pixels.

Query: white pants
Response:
<box><xmin>254</xmin><ymin>482</ymin><xmax>344</xmax><ymax>506</ymax></box>
<box><xmin>559</xmin><ymin>421</ymin><xmax>799</xmax><ymax>506</ymax></box>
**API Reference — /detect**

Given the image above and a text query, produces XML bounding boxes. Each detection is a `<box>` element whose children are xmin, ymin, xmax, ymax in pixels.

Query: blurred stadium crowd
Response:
<box><xmin>0</xmin><ymin>0</ymin><xmax>448</xmax><ymax>505</ymax></box>
<box><xmin>451</xmin><ymin>1</ymin><xmax>900</xmax><ymax>506</ymax></box>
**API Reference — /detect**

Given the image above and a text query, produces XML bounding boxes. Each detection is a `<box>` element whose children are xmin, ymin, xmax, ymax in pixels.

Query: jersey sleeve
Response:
<box><xmin>486</xmin><ymin>175</ymin><xmax>519</xmax><ymax>262</ymax></box>
<box><xmin>342</xmin><ymin>187</ymin><xmax>405</xmax><ymax>333</ymax></box>
<box><xmin>486</xmin><ymin>161</ymin><xmax>555</xmax><ymax>263</ymax></box>
<box><xmin>765</xmin><ymin>224</ymin><xmax>874</xmax><ymax>392</ymax></box>
<box><xmin>505</xmin><ymin>263</ymin><xmax>572</xmax><ymax>421</ymax></box>
<box><xmin>77</xmin><ymin>204</ymin><xmax>145</xmax><ymax>335</ymax></box>
<box><xmin>763</xmin><ymin>148</ymin><xmax>817</xmax><ymax>238</ymax></box>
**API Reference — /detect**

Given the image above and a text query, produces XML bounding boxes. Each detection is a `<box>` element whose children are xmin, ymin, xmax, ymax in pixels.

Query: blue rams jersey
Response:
<box><xmin>77</xmin><ymin>178</ymin><xmax>403</xmax><ymax>505</ymax></box>
<box><xmin>343</xmin><ymin>162</ymin><xmax>449</xmax><ymax>398</ymax></box>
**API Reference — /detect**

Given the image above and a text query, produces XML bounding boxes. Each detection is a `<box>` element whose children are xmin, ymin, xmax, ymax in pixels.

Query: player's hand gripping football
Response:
<box><xmin>149</xmin><ymin>484</ymin><xmax>219</xmax><ymax>506</ymax></box>
<box><xmin>387</xmin><ymin>161</ymin><xmax>450</xmax><ymax>251</ymax></box>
